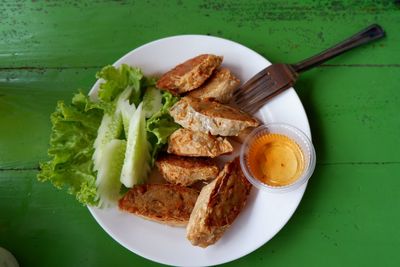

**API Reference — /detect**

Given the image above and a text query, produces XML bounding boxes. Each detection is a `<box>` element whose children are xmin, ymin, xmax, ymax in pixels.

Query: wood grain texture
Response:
<box><xmin>1</xmin><ymin>67</ymin><xmax>398</xmax><ymax>168</ymax></box>
<box><xmin>1</xmin><ymin>164</ymin><xmax>399</xmax><ymax>266</ymax></box>
<box><xmin>0</xmin><ymin>0</ymin><xmax>399</xmax><ymax>266</ymax></box>
<box><xmin>0</xmin><ymin>68</ymin><xmax>97</xmax><ymax>168</ymax></box>
<box><xmin>296</xmin><ymin>67</ymin><xmax>400</xmax><ymax>164</ymax></box>
<box><xmin>0</xmin><ymin>170</ymin><xmax>159</xmax><ymax>267</ymax></box>
<box><xmin>229</xmin><ymin>163</ymin><xmax>400</xmax><ymax>266</ymax></box>
<box><xmin>0</xmin><ymin>0</ymin><xmax>398</xmax><ymax>68</ymax></box>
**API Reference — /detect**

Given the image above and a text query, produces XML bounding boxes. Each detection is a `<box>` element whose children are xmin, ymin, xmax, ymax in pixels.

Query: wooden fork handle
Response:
<box><xmin>291</xmin><ymin>24</ymin><xmax>385</xmax><ymax>73</ymax></box>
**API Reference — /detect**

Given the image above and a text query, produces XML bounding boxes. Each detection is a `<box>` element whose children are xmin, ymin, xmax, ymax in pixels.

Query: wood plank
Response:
<box><xmin>0</xmin><ymin>170</ymin><xmax>159</xmax><ymax>267</ymax></box>
<box><xmin>1</xmin><ymin>66</ymin><xmax>399</xmax><ymax>169</ymax></box>
<box><xmin>1</xmin><ymin>164</ymin><xmax>399</xmax><ymax>266</ymax></box>
<box><xmin>0</xmin><ymin>68</ymin><xmax>97</xmax><ymax>168</ymax></box>
<box><xmin>295</xmin><ymin>66</ymin><xmax>400</xmax><ymax>164</ymax></box>
<box><xmin>0</xmin><ymin>0</ymin><xmax>398</xmax><ymax>68</ymax></box>
<box><xmin>1</xmin><ymin>1</ymin><xmax>399</xmax><ymax>266</ymax></box>
<box><xmin>228</xmin><ymin>163</ymin><xmax>400</xmax><ymax>266</ymax></box>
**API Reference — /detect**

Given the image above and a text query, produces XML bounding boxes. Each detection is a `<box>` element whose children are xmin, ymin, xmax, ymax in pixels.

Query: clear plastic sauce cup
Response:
<box><xmin>240</xmin><ymin>123</ymin><xmax>316</xmax><ymax>193</ymax></box>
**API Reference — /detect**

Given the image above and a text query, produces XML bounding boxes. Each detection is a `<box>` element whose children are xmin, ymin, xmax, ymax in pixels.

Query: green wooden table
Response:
<box><xmin>1</xmin><ymin>1</ymin><xmax>399</xmax><ymax>266</ymax></box>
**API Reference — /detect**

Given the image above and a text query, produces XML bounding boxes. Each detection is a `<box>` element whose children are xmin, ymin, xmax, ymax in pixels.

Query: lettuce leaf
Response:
<box><xmin>142</xmin><ymin>86</ymin><xmax>162</xmax><ymax>118</ymax></box>
<box><xmin>38</xmin><ymin>92</ymin><xmax>103</xmax><ymax>205</ymax></box>
<box><xmin>146</xmin><ymin>91</ymin><xmax>180</xmax><ymax>165</ymax></box>
<box><xmin>96</xmin><ymin>64</ymin><xmax>143</xmax><ymax>107</ymax></box>
<box><xmin>38</xmin><ymin>65</ymin><xmax>177</xmax><ymax>206</ymax></box>
<box><xmin>116</xmin><ymin>87</ymin><xmax>136</xmax><ymax>137</ymax></box>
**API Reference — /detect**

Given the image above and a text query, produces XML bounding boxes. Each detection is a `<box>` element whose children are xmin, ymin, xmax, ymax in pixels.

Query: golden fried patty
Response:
<box><xmin>188</xmin><ymin>67</ymin><xmax>240</xmax><ymax>103</ymax></box>
<box><xmin>119</xmin><ymin>184</ymin><xmax>199</xmax><ymax>227</ymax></box>
<box><xmin>167</xmin><ymin>128</ymin><xmax>233</xmax><ymax>158</ymax></box>
<box><xmin>186</xmin><ymin>158</ymin><xmax>252</xmax><ymax>247</ymax></box>
<box><xmin>157</xmin><ymin>54</ymin><xmax>222</xmax><ymax>95</ymax></box>
<box><xmin>156</xmin><ymin>154</ymin><xmax>219</xmax><ymax>186</ymax></box>
<box><xmin>170</xmin><ymin>96</ymin><xmax>260</xmax><ymax>136</ymax></box>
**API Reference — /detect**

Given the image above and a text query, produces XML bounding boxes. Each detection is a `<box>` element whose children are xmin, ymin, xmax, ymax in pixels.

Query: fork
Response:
<box><xmin>233</xmin><ymin>24</ymin><xmax>385</xmax><ymax>114</ymax></box>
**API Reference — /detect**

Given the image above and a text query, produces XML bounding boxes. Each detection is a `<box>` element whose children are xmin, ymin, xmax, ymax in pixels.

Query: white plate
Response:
<box><xmin>88</xmin><ymin>35</ymin><xmax>311</xmax><ymax>266</ymax></box>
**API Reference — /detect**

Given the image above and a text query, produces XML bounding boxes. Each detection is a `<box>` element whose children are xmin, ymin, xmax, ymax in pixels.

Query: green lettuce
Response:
<box><xmin>146</xmin><ymin>91</ymin><xmax>180</xmax><ymax>165</ymax></box>
<box><xmin>96</xmin><ymin>64</ymin><xmax>143</xmax><ymax>104</ymax></box>
<box><xmin>142</xmin><ymin>86</ymin><xmax>162</xmax><ymax>118</ymax></box>
<box><xmin>38</xmin><ymin>65</ymin><xmax>179</xmax><ymax>206</ymax></box>
<box><xmin>38</xmin><ymin>92</ymin><xmax>103</xmax><ymax>205</ymax></box>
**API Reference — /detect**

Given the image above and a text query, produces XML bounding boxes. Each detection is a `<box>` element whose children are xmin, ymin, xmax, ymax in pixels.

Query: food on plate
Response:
<box><xmin>38</xmin><ymin>64</ymin><xmax>180</xmax><ymax>206</ymax></box>
<box><xmin>246</xmin><ymin>133</ymin><xmax>305</xmax><ymax>186</ymax></box>
<box><xmin>156</xmin><ymin>54</ymin><xmax>222</xmax><ymax>95</ymax></box>
<box><xmin>118</xmin><ymin>184</ymin><xmax>199</xmax><ymax>226</ymax></box>
<box><xmin>186</xmin><ymin>158</ymin><xmax>252</xmax><ymax>247</ymax></box>
<box><xmin>156</xmin><ymin>154</ymin><xmax>219</xmax><ymax>186</ymax></box>
<box><xmin>167</xmin><ymin>128</ymin><xmax>233</xmax><ymax>157</ymax></box>
<box><xmin>229</xmin><ymin>127</ymin><xmax>255</xmax><ymax>144</ymax></box>
<box><xmin>38</xmin><ymin>53</ymin><xmax>263</xmax><ymax>247</ymax></box>
<box><xmin>188</xmin><ymin>67</ymin><xmax>240</xmax><ymax>103</ymax></box>
<box><xmin>170</xmin><ymin>96</ymin><xmax>260</xmax><ymax>136</ymax></box>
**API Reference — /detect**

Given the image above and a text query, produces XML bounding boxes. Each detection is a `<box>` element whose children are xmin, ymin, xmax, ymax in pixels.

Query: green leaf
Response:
<box><xmin>38</xmin><ymin>93</ymin><xmax>103</xmax><ymax>206</ymax></box>
<box><xmin>142</xmin><ymin>86</ymin><xmax>162</xmax><ymax>118</ymax></box>
<box><xmin>116</xmin><ymin>87</ymin><xmax>136</xmax><ymax>137</ymax></box>
<box><xmin>96</xmin><ymin>64</ymin><xmax>143</xmax><ymax>105</ymax></box>
<box><xmin>146</xmin><ymin>91</ymin><xmax>180</xmax><ymax>165</ymax></box>
<box><xmin>38</xmin><ymin>66</ymin><xmax>177</xmax><ymax>206</ymax></box>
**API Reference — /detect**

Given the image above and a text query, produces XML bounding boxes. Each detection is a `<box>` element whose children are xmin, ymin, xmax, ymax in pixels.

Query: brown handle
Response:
<box><xmin>291</xmin><ymin>24</ymin><xmax>385</xmax><ymax>73</ymax></box>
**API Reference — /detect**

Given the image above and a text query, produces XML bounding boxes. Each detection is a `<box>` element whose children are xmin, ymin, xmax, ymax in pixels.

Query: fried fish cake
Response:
<box><xmin>167</xmin><ymin>128</ymin><xmax>233</xmax><ymax>158</ymax></box>
<box><xmin>156</xmin><ymin>54</ymin><xmax>223</xmax><ymax>95</ymax></box>
<box><xmin>118</xmin><ymin>184</ymin><xmax>199</xmax><ymax>227</ymax></box>
<box><xmin>188</xmin><ymin>68</ymin><xmax>240</xmax><ymax>103</ymax></box>
<box><xmin>186</xmin><ymin>158</ymin><xmax>252</xmax><ymax>247</ymax></box>
<box><xmin>156</xmin><ymin>154</ymin><xmax>219</xmax><ymax>186</ymax></box>
<box><xmin>170</xmin><ymin>96</ymin><xmax>259</xmax><ymax>136</ymax></box>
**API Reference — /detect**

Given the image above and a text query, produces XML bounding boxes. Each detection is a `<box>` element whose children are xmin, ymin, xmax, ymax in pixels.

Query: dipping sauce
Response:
<box><xmin>247</xmin><ymin>133</ymin><xmax>305</xmax><ymax>186</ymax></box>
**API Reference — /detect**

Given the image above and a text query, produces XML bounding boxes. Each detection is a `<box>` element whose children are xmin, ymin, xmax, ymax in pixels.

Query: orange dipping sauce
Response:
<box><xmin>247</xmin><ymin>133</ymin><xmax>305</xmax><ymax>186</ymax></box>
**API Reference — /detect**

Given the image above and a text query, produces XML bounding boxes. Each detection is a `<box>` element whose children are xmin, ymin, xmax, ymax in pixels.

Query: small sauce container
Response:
<box><xmin>240</xmin><ymin>123</ymin><xmax>316</xmax><ymax>193</ymax></box>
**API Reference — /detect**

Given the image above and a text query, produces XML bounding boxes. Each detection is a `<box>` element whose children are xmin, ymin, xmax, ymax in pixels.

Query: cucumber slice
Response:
<box><xmin>142</xmin><ymin>86</ymin><xmax>162</xmax><ymax>118</ymax></box>
<box><xmin>120</xmin><ymin>103</ymin><xmax>151</xmax><ymax>187</ymax></box>
<box><xmin>93</xmin><ymin>87</ymin><xmax>133</xmax><ymax>171</ymax></box>
<box><xmin>116</xmin><ymin>87</ymin><xmax>136</xmax><ymax>137</ymax></box>
<box><xmin>96</xmin><ymin>139</ymin><xmax>126</xmax><ymax>207</ymax></box>
<box><xmin>92</xmin><ymin>112</ymin><xmax>122</xmax><ymax>171</ymax></box>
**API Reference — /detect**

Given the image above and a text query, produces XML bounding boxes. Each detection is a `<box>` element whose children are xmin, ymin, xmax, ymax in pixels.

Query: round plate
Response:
<box><xmin>88</xmin><ymin>35</ymin><xmax>311</xmax><ymax>266</ymax></box>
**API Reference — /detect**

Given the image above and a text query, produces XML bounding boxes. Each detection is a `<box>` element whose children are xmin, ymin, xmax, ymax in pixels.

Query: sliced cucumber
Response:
<box><xmin>95</xmin><ymin>139</ymin><xmax>126</xmax><ymax>207</ymax></box>
<box><xmin>92</xmin><ymin>112</ymin><xmax>122</xmax><ymax>171</ymax></box>
<box><xmin>142</xmin><ymin>86</ymin><xmax>162</xmax><ymax>118</ymax></box>
<box><xmin>120</xmin><ymin>103</ymin><xmax>151</xmax><ymax>187</ymax></box>
<box><xmin>92</xmin><ymin>87</ymin><xmax>134</xmax><ymax>171</ymax></box>
<box><xmin>116</xmin><ymin>87</ymin><xmax>136</xmax><ymax>137</ymax></box>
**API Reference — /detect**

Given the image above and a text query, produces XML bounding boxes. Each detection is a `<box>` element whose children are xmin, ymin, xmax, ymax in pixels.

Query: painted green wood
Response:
<box><xmin>1</xmin><ymin>164</ymin><xmax>399</xmax><ymax>266</ymax></box>
<box><xmin>1</xmin><ymin>0</ymin><xmax>400</xmax><ymax>266</ymax></box>
<box><xmin>0</xmin><ymin>170</ymin><xmax>160</xmax><ymax>267</ymax></box>
<box><xmin>1</xmin><ymin>66</ymin><xmax>399</xmax><ymax>169</ymax></box>
<box><xmin>0</xmin><ymin>68</ymin><xmax>98</xmax><ymax>168</ymax></box>
<box><xmin>0</xmin><ymin>1</ymin><xmax>398</xmax><ymax>68</ymax></box>
<box><xmin>296</xmin><ymin>66</ymin><xmax>400</xmax><ymax>164</ymax></box>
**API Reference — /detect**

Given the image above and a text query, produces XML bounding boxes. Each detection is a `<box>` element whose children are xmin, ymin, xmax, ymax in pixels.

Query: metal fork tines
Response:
<box><xmin>233</xmin><ymin>64</ymin><xmax>298</xmax><ymax>114</ymax></box>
